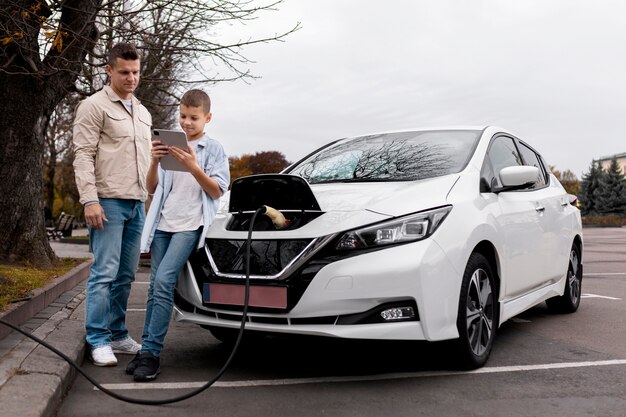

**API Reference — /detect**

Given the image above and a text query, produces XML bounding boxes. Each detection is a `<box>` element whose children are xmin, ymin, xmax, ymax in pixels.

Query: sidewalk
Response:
<box><xmin>0</xmin><ymin>234</ymin><xmax>93</xmax><ymax>417</ymax></box>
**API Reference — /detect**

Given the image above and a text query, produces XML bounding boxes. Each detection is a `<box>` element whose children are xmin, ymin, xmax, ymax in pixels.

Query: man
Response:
<box><xmin>73</xmin><ymin>42</ymin><xmax>152</xmax><ymax>366</ymax></box>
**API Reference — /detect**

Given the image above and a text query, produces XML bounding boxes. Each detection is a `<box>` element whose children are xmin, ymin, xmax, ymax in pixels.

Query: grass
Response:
<box><xmin>582</xmin><ymin>215</ymin><xmax>626</xmax><ymax>227</ymax></box>
<box><xmin>0</xmin><ymin>258</ymin><xmax>87</xmax><ymax>311</ymax></box>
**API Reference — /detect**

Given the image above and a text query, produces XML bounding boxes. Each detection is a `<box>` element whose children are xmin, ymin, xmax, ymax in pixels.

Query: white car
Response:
<box><xmin>174</xmin><ymin>126</ymin><xmax>583</xmax><ymax>368</ymax></box>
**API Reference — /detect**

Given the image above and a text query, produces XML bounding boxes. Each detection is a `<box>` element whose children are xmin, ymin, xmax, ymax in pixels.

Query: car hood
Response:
<box><xmin>209</xmin><ymin>174</ymin><xmax>459</xmax><ymax>239</ymax></box>
<box><xmin>310</xmin><ymin>175</ymin><xmax>459</xmax><ymax>216</ymax></box>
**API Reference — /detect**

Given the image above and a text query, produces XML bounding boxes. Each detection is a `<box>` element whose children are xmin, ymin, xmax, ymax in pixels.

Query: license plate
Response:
<box><xmin>204</xmin><ymin>283</ymin><xmax>287</xmax><ymax>309</ymax></box>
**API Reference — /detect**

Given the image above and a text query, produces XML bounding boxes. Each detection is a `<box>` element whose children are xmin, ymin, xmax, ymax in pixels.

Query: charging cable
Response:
<box><xmin>0</xmin><ymin>206</ymin><xmax>266</xmax><ymax>405</ymax></box>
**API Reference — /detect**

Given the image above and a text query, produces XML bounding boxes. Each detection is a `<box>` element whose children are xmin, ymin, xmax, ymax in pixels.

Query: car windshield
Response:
<box><xmin>288</xmin><ymin>130</ymin><xmax>481</xmax><ymax>184</ymax></box>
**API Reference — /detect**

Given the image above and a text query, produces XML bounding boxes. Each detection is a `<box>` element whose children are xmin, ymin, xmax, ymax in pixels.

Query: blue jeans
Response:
<box><xmin>85</xmin><ymin>199</ymin><xmax>145</xmax><ymax>348</ymax></box>
<box><xmin>141</xmin><ymin>229</ymin><xmax>201</xmax><ymax>357</ymax></box>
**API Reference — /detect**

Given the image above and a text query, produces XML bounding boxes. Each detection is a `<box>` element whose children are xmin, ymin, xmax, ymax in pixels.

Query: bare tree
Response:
<box><xmin>43</xmin><ymin>95</ymin><xmax>78</xmax><ymax>214</ymax></box>
<box><xmin>353</xmin><ymin>140</ymin><xmax>449</xmax><ymax>181</ymax></box>
<box><xmin>292</xmin><ymin>137</ymin><xmax>451</xmax><ymax>184</ymax></box>
<box><xmin>0</xmin><ymin>0</ymin><xmax>298</xmax><ymax>266</ymax></box>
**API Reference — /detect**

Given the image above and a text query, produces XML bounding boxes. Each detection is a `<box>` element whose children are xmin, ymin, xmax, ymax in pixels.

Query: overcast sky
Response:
<box><xmin>205</xmin><ymin>0</ymin><xmax>626</xmax><ymax>178</ymax></box>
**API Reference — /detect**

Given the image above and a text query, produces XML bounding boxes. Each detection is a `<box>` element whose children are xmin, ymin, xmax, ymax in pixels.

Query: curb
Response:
<box><xmin>0</xmin><ymin>261</ymin><xmax>92</xmax><ymax>340</ymax></box>
<box><xmin>0</xmin><ymin>261</ymin><xmax>91</xmax><ymax>417</ymax></box>
<box><xmin>0</xmin><ymin>290</ymin><xmax>86</xmax><ymax>417</ymax></box>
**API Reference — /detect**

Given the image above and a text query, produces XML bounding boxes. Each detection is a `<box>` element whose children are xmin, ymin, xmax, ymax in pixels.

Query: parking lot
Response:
<box><xmin>58</xmin><ymin>227</ymin><xmax>626</xmax><ymax>417</ymax></box>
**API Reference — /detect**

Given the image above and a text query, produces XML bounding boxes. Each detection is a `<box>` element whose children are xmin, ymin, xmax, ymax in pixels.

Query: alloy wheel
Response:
<box><xmin>567</xmin><ymin>248</ymin><xmax>581</xmax><ymax>305</ymax></box>
<box><xmin>465</xmin><ymin>268</ymin><xmax>495</xmax><ymax>357</ymax></box>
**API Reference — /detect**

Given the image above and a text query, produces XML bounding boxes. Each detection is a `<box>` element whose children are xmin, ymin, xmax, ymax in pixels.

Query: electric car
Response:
<box><xmin>174</xmin><ymin>126</ymin><xmax>583</xmax><ymax>369</ymax></box>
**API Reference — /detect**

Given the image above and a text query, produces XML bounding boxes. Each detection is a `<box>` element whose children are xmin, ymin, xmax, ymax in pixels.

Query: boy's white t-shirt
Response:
<box><xmin>156</xmin><ymin>138</ymin><xmax>204</xmax><ymax>232</ymax></box>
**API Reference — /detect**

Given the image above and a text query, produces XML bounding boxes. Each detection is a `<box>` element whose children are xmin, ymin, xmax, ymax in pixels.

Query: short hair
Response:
<box><xmin>108</xmin><ymin>43</ymin><xmax>140</xmax><ymax>66</ymax></box>
<box><xmin>181</xmin><ymin>89</ymin><xmax>211</xmax><ymax>114</ymax></box>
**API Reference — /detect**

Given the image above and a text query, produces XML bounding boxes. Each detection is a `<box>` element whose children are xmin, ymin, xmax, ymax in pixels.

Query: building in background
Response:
<box><xmin>598</xmin><ymin>153</ymin><xmax>626</xmax><ymax>174</ymax></box>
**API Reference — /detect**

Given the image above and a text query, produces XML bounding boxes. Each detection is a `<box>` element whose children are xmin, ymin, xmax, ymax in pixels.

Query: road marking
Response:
<box><xmin>581</xmin><ymin>293</ymin><xmax>622</xmax><ymax>300</ymax></box>
<box><xmin>126</xmin><ymin>309</ymin><xmax>147</xmax><ymax>312</ymax></box>
<box><xmin>585</xmin><ymin>272</ymin><xmax>626</xmax><ymax>276</ymax></box>
<box><xmin>97</xmin><ymin>359</ymin><xmax>626</xmax><ymax>391</ymax></box>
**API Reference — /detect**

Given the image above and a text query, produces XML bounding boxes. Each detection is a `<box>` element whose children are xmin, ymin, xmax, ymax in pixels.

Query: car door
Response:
<box><xmin>516</xmin><ymin>142</ymin><xmax>571</xmax><ymax>284</ymax></box>
<box><xmin>481</xmin><ymin>135</ymin><xmax>546</xmax><ymax>298</ymax></box>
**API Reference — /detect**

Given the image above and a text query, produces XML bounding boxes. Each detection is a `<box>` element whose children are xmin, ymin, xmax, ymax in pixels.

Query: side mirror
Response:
<box><xmin>495</xmin><ymin>166</ymin><xmax>540</xmax><ymax>192</ymax></box>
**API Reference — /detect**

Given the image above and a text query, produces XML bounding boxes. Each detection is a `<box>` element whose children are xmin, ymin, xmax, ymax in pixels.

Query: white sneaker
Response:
<box><xmin>90</xmin><ymin>345</ymin><xmax>118</xmax><ymax>367</ymax></box>
<box><xmin>111</xmin><ymin>336</ymin><xmax>142</xmax><ymax>354</ymax></box>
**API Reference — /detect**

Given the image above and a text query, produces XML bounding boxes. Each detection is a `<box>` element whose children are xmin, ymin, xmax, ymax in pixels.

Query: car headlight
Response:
<box><xmin>335</xmin><ymin>205</ymin><xmax>452</xmax><ymax>251</ymax></box>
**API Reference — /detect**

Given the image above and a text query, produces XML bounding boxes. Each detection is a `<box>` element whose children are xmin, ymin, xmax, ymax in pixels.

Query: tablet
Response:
<box><xmin>152</xmin><ymin>129</ymin><xmax>188</xmax><ymax>171</ymax></box>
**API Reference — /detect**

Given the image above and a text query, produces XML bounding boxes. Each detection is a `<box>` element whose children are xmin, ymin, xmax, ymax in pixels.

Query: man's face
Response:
<box><xmin>106</xmin><ymin>58</ymin><xmax>140</xmax><ymax>99</ymax></box>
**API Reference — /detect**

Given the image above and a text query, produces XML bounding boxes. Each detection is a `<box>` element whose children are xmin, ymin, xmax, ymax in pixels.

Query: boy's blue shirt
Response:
<box><xmin>140</xmin><ymin>133</ymin><xmax>230</xmax><ymax>252</ymax></box>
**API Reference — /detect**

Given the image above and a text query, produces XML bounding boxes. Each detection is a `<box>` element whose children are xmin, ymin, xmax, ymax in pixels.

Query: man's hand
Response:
<box><xmin>84</xmin><ymin>203</ymin><xmax>108</xmax><ymax>230</ymax></box>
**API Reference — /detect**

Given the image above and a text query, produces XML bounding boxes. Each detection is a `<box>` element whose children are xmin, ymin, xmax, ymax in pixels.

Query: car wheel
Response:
<box><xmin>546</xmin><ymin>244</ymin><xmax>582</xmax><ymax>314</ymax></box>
<box><xmin>455</xmin><ymin>252</ymin><xmax>497</xmax><ymax>369</ymax></box>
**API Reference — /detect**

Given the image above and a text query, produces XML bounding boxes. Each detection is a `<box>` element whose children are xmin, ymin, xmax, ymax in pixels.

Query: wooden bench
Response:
<box><xmin>46</xmin><ymin>213</ymin><xmax>75</xmax><ymax>240</ymax></box>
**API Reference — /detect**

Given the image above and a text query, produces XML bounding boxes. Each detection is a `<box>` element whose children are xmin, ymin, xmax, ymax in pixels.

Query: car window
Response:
<box><xmin>484</xmin><ymin>136</ymin><xmax>522</xmax><ymax>189</ymax></box>
<box><xmin>517</xmin><ymin>142</ymin><xmax>547</xmax><ymax>188</ymax></box>
<box><xmin>293</xmin><ymin>150</ymin><xmax>362</xmax><ymax>183</ymax></box>
<box><xmin>539</xmin><ymin>155</ymin><xmax>552</xmax><ymax>185</ymax></box>
<box><xmin>288</xmin><ymin>130</ymin><xmax>481</xmax><ymax>183</ymax></box>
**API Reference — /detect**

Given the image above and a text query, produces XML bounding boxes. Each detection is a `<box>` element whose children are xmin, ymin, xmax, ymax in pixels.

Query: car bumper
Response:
<box><xmin>174</xmin><ymin>238</ymin><xmax>462</xmax><ymax>341</ymax></box>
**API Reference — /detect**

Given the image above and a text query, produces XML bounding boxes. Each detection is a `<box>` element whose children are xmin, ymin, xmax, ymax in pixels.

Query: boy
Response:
<box><xmin>128</xmin><ymin>89</ymin><xmax>229</xmax><ymax>381</ymax></box>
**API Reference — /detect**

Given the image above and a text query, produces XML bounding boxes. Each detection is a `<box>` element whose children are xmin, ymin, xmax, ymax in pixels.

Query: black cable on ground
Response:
<box><xmin>0</xmin><ymin>206</ymin><xmax>265</xmax><ymax>406</ymax></box>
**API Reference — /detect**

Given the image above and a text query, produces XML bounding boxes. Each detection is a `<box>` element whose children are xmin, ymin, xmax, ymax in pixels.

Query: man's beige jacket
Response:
<box><xmin>73</xmin><ymin>85</ymin><xmax>152</xmax><ymax>205</ymax></box>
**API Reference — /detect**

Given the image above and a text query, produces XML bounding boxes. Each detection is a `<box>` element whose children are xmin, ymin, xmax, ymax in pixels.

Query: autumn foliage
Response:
<box><xmin>229</xmin><ymin>151</ymin><xmax>291</xmax><ymax>185</ymax></box>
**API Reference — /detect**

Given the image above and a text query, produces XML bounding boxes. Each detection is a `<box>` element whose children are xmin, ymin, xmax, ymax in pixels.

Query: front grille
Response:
<box><xmin>188</xmin><ymin>238</ymin><xmax>336</xmax><ymax>313</ymax></box>
<box><xmin>206</xmin><ymin>239</ymin><xmax>313</xmax><ymax>276</ymax></box>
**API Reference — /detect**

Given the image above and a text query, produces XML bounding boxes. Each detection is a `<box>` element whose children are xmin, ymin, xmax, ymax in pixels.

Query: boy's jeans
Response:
<box><xmin>141</xmin><ymin>229</ymin><xmax>201</xmax><ymax>357</ymax></box>
<box><xmin>85</xmin><ymin>199</ymin><xmax>145</xmax><ymax>348</ymax></box>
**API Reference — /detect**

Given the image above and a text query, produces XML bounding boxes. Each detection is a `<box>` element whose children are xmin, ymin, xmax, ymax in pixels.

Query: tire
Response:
<box><xmin>455</xmin><ymin>252</ymin><xmax>498</xmax><ymax>369</ymax></box>
<box><xmin>546</xmin><ymin>243</ymin><xmax>582</xmax><ymax>314</ymax></box>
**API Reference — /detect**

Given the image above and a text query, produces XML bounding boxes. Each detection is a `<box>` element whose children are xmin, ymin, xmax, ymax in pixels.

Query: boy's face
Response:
<box><xmin>179</xmin><ymin>104</ymin><xmax>212</xmax><ymax>141</ymax></box>
<box><xmin>106</xmin><ymin>58</ymin><xmax>140</xmax><ymax>100</ymax></box>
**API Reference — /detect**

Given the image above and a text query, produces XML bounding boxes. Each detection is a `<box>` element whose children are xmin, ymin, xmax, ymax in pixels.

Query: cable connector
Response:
<box><xmin>261</xmin><ymin>205</ymin><xmax>288</xmax><ymax>229</ymax></box>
